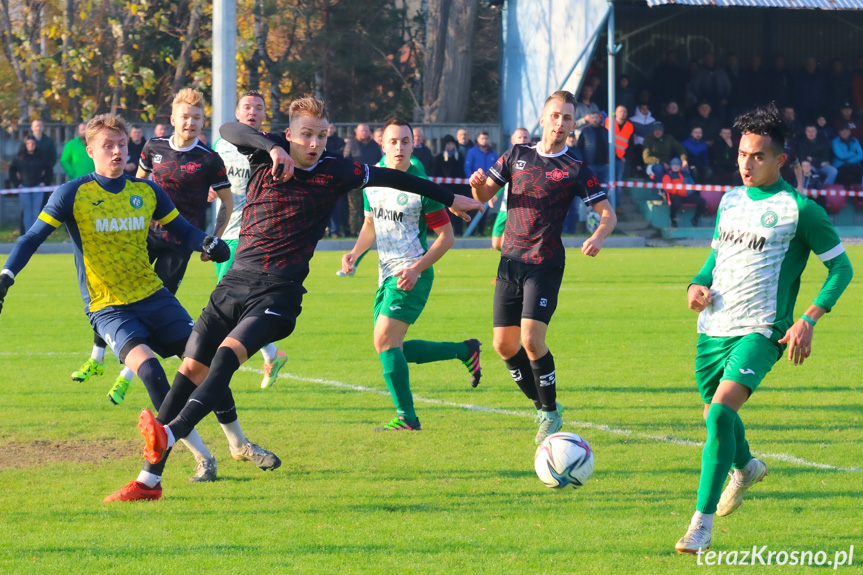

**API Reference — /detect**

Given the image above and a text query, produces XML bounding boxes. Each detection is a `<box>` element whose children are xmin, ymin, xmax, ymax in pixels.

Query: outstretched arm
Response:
<box><xmin>343</xmin><ymin>217</ymin><xmax>376</xmax><ymax>275</ymax></box>
<box><xmin>366</xmin><ymin>166</ymin><xmax>483</xmax><ymax>219</ymax></box>
<box><xmin>220</xmin><ymin>122</ymin><xmax>294</xmax><ymax>182</ymax></box>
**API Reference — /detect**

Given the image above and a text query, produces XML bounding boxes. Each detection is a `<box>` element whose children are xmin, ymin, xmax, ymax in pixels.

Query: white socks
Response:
<box><xmin>691</xmin><ymin>511</ymin><xmax>714</xmax><ymax>530</ymax></box>
<box><xmin>91</xmin><ymin>345</ymin><xmax>106</xmax><ymax>363</ymax></box>
<box><xmin>261</xmin><ymin>343</ymin><xmax>278</xmax><ymax>364</ymax></box>
<box><xmin>136</xmin><ymin>470</ymin><xmax>161</xmax><ymax>488</ymax></box>
<box><xmin>220</xmin><ymin>420</ymin><xmax>248</xmax><ymax>451</ymax></box>
<box><xmin>164</xmin><ymin>425</ymin><xmax>176</xmax><ymax>450</ymax></box>
<box><xmin>119</xmin><ymin>365</ymin><xmax>136</xmax><ymax>382</ymax></box>
<box><xmin>178</xmin><ymin>429</ymin><xmax>211</xmax><ymax>461</ymax></box>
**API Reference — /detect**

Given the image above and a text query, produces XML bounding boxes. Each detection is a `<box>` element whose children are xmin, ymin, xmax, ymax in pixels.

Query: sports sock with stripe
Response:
<box><xmin>530</xmin><ymin>351</ymin><xmax>557</xmax><ymax>412</ymax></box>
<box><xmin>504</xmin><ymin>347</ymin><xmax>541</xmax><ymax>410</ymax></box>
<box><xmin>169</xmin><ymin>347</ymin><xmax>241</xmax><ymax>440</ymax></box>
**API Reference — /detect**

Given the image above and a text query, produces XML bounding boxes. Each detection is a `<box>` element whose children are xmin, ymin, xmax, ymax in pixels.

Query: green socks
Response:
<box><xmin>403</xmin><ymin>340</ymin><xmax>470</xmax><ymax>364</ymax></box>
<box><xmin>379</xmin><ymin>348</ymin><xmax>415</xmax><ymax>421</ymax></box>
<box><xmin>697</xmin><ymin>403</ymin><xmax>745</xmax><ymax>514</ymax></box>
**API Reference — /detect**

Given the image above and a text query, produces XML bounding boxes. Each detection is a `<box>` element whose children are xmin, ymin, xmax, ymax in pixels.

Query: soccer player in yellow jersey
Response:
<box><xmin>0</xmin><ymin>114</ymin><xmax>276</xmax><ymax>500</ymax></box>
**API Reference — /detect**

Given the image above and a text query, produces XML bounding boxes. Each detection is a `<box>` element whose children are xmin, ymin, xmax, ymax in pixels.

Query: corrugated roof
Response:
<box><xmin>646</xmin><ymin>0</ymin><xmax>863</xmax><ymax>9</ymax></box>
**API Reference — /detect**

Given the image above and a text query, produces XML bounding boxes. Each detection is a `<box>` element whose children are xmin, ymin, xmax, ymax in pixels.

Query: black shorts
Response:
<box><xmin>185</xmin><ymin>269</ymin><xmax>305</xmax><ymax>366</ymax></box>
<box><xmin>147</xmin><ymin>233</ymin><xmax>193</xmax><ymax>295</ymax></box>
<box><xmin>493</xmin><ymin>258</ymin><xmax>564</xmax><ymax>327</ymax></box>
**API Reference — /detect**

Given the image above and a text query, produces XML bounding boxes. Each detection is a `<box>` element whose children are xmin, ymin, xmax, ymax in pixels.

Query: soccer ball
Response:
<box><xmin>534</xmin><ymin>432</ymin><xmax>594</xmax><ymax>489</ymax></box>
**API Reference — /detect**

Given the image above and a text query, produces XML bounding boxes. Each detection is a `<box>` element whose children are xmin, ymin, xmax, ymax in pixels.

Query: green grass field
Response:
<box><xmin>1</xmin><ymin>247</ymin><xmax>860</xmax><ymax>574</ymax></box>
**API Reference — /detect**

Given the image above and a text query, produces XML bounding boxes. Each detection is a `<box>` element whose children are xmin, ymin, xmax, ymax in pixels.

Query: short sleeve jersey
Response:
<box><xmin>231</xmin><ymin>131</ymin><xmax>371</xmax><ymax>282</ymax></box>
<box><xmin>213</xmin><ymin>137</ymin><xmax>249</xmax><ymax>241</ymax></box>
<box><xmin>488</xmin><ymin>144</ymin><xmax>605</xmax><ymax>266</ymax></box>
<box><xmin>363</xmin><ymin>161</ymin><xmax>449</xmax><ymax>285</ymax></box>
<box><xmin>698</xmin><ymin>179</ymin><xmax>845</xmax><ymax>339</ymax></box>
<box><xmin>139</xmin><ymin>137</ymin><xmax>230</xmax><ymax>244</ymax></box>
<box><xmin>37</xmin><ymin>174</ymin><xmax>180</xmax><ymax>312</ymax></box>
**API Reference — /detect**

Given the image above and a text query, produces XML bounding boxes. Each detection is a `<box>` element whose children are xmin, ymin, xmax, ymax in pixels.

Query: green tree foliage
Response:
<box><xmin>0</xmin><ymin>0</ymin><xmax>499</xmax><ymax>125</ymax></box>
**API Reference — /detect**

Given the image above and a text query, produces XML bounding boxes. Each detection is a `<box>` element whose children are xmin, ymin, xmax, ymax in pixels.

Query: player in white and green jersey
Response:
<box><xmin>341</xmin><ymin>118</ymin><xmax>482</xmax><ymax>431</ymax></box>
<box><xmin>675</xmin><ymin>104</ymin><xmax>853</xmax><ymax>555</ymax></box>
<box><xmin>212</xmin><ymin>90</ymin><xmax>287</xmax><ymax>388</ymax></box>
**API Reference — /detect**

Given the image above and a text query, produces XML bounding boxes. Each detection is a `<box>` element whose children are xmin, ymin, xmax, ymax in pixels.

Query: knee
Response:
<box><xmin>493</xmin><ymin>337</ymin><xmax>519</xmax><ymax>360</ymax></box>
<box><xmin>521</xmin><ymin>334</ymin><xmax>547</xmax><ymax>359</ymax></box>
<box><xmin>705</xmin><ymin>403</ymin><xmax>736</xmax><ymax>432</ymax></box>
<box><xmin>178</xmin><ymin>357</ymin><xmax>208</xmax><ymax>384</ymax></box>
<box><xmin>374</xmin><ymin>333</ymin><xmax>399</xmax><ymax>354</ymax></box>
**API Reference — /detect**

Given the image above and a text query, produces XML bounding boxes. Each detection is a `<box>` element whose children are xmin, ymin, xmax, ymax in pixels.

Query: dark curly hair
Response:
<box><xmin>733</xmin><ymin>103</ymin><xmax>789</xmax><ymax>153</ymax></box>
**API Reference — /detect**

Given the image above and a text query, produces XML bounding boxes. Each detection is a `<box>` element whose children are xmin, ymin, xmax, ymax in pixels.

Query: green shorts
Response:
<box><xmin>492</xmin><ymin>209</ymin><xmax>507</xmax><ymax>238</ymax></box>
<box><xmin>214</xmin><ymin>239</ymin><xmax>239</xmax><ymax>282</ymax></box>
<box><xmin>373</xmin><ymin>269</ymin><xmax>434</xmax><ymax>325</ymax></box>
<box><xmin>695</xmin><ymin>333</ymin><xmax>784</xmax><ymax>403</ymax></box>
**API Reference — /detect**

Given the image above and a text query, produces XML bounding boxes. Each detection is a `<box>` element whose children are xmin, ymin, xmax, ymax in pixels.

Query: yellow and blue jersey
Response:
<box><xmin>4</xmin><ymin>172</ymin><xmax>206</xmax><ymax>313</ymax></box>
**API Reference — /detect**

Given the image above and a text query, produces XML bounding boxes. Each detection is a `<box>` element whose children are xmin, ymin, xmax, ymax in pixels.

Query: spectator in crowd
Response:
<box><xmin>1</xmin><ymin>122</ymin><xmax>20</xmax><ymax>185</ymax></box>
<box><xmin>835</xmin><ymin>102</ymin><xmax>863</xmax><ymax>140</ymax></box>
<box><xmin>630</xmin><ymin>103</ymin><xmax>657</xmax><ymax>179</ymax></box>
<box><xmin>605</xmin><ymin>104</ymin><xmax>634</xmax><ymax>182</ymax></box>
<box><xmin>566</xmin><ymin>131</ymin><xmax>577</xmax><ymax>151</ymax></box>
<box><xmin>682</xmin><ymin>126</ymin><xmax>711</xmax><ymax>183</ymax></box>
<box><xmin>456</xmin><ymin>128</ymin><xmax>473</xmax><ymax>156</ymax></box>
<box><xmin>434</xmin><ymin>134</ymin><xmax>469</xmax><ymax>235</ymax></box>
<box><xmin>577</xmin><ymin>112</ymin><xmax>612</xmax><ymax>205</ymax></box>
<box><xmin>643</xmin><ymin>121</ymin><xmax>689</xmax><ymax>181</ymax></box>
<box><xmin>740</xmin><ymin>55</ymin><xmax>770</xmax><ymax>110</ymax></box>
<box><xmin>816</xmin><ymin>114</ymin><xmax>836</xmax><ymax>143</ymax></box>
<box><xmin>9</xmin><ymin>135</ymin><xmax>52</xmax><ymax>230</ymax></box>
<box><xmin>631</xmin><ymin>102</ymin><xmax>656</xmax><ymax>146</ymax></box>
<box><xmin>690</xmin><ymin>51</ymin><xmax>731</xmax><ymax>112</ymax></box>
<box><xmin>587</xmin><ymin>75</ymin><xmax>607</xmax><ymax>113</ymax></box>
<box><xmin>463</xmin><ymin>130</ymin><xmax>498</xmax><ymax>235</ymax></box>
<box><xmin>725</xmin><ymin>53</ymin><xmax>743</xmax><ymax>116</ymax></box>
<box><xmin>652</xmin><ymin>50</ymin><xmax>688</xmax><ymax>110</ymax></box>
<box><xmin>684</xmin><ymin>59</ymin><xmax>701</xmax><ymax>110</ymax></box>
<box><xmin>779</xmin><ymin>140</ymin><xmax>804</xmax><ymax>193</ymax></box>
<box><xmin>574</xmin><ymin>85</ymin><xmax>601</xmax><ymax>133</ymax></box>
<box><xmin>851</xmin><ymin>56</ymin><xmax>863</xmax><ymax>111</ymax></box>
<box><xmin>768</xmin><ymin>54</ymin><xmax>794</xmax><ymax>107</ymax></box>
<box><xmin>711</xmin><ymin>127</ymin><xmax>740</xmax><ymax>185</ymax></box>
<box><xmin>800</xmin><ymin>160</ymin><xmax>828</xmax><ymax>210</ymax></box>
<box><xmin>28</xmin><ymin>119</ymin><xmax>56</xmax><ymax>184</ymax></box>
<box><xmin>126</xmin><ymin>124</ymin><xmax>147</xmax><ymax>176</ymax></box>
<box><xmin>798</xmin><ymin>124</ymin><xmax>838</xmax><ymax>185</ymax></box>
<box><xmin>326</xmin><ymin>123</ymin><xmax>346</xmax><ymax>156</ymax></box>
<box><xmin>373</xmin><ymin>127</ymin><xmax>384</xmax><ymax>150</ymax></box>
<box><xmin>690</xmin><ymin>101</ymin><xmax>721</xmax><ymax>146</ymax></box>
<box><xmin>464</xmin><ymin>131</ymin><xmax>498</xmax><ymax>177</ymax></box>
<box><xmin>153</xmin><ymin>123</ymin><xmax>168</xmax><ymax>138</ymax></box>
<box><xmin>793</xmin><ymin>56</ymin><xmax>827</xmax><ymax>123</ymax></box>
<box><xmin>831</xmin><ymin>123</ymin><xmax>863</xmax><ymax>188</ymax></box>
<box><xmin>60</xmin><ymin>122</ymin><xmax>95</xmax><ymax>181</ymax></box>
<box><xmin>412</xmin><ymin>126</ymin><xmax>435</xmax><ymax>176</ymax></box>
<box><xmin>344</xmin><ymin>123</ymin><xmax>383</xmax><ymax>235</ymax></box>
<box><xmin>659</xmin><ymin>100</ymin><xmax>689</xmax><ymax>142</ymax></box>
<box><xmin>662</xmin><ymin>158</ymin><xmax>704</xmax><ymax>228</ymax></box>
<box><xmin>616</xmin><ymin>74</ymin><xmax>636</xmax><ymax>113</ymax></box>
<box><xmin>826</xmin><ymin>57</ymin><xmax>851</xmax><ymax>113</ymax></box>
<box><xmin>781</xmin><ymin>106</ymin><xmax>805</xmax><ymax>143</ymax></box>
<box><xmin>325</xmin><ymin>125</ymin><xmax>348</xmax><ymax>237</ymax></box>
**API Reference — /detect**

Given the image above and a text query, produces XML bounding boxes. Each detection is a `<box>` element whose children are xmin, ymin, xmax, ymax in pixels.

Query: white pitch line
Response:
<box><xmin>239</xmin><ymin>367</ymin><xmax>863</xmax><ymax>473</ymax></box>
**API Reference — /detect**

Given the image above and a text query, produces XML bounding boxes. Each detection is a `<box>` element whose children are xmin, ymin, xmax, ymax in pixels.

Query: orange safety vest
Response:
<box><xmin>605</xmin><ymin>118</ymin><xmax>634</xmax><ymax>159</ymax></box>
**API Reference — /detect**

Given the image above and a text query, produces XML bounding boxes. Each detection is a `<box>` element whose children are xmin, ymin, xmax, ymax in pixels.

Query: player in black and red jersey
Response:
<box><xmin>469</xmin><ymin>90</ymin><xmax>617</xmax><ymax>444</ymax></box>
<box><xmin>104</xmin><ymin>96</ymin><xmax>484</xmax><ymax>501</ymax></box>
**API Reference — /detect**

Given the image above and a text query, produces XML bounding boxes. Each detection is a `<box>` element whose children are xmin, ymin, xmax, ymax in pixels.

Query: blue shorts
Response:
<box><xmin>87</xmin><ymin>288</ymin><xmax>194</xmax><ymax>362</ymax></box>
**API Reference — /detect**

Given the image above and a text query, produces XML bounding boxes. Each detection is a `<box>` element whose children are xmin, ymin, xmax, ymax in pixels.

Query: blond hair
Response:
<box><xmin>288</xmin><ymin>96</ymin><xmax>328</xmax><ymax>124</ymax></box>
<box><xmin>172</xmin><ymin>88</ymin><xmax>205</xmax><ymax>111</ymax></box>
<box><xmin>543</xmin><ymin>90</ymin><xmax>576</xmax><ymax>110</ymax></box>
<box><xmin>85</xmin><ymin>114</ymin><xmax>130</xmax><ymax>145</ymax></box>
